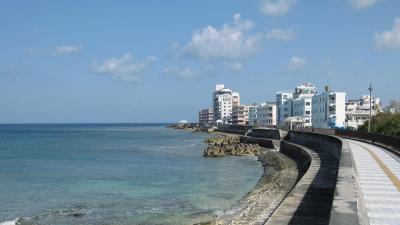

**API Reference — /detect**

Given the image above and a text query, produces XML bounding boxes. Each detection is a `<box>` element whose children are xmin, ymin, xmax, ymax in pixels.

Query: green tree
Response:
<box><xmin>358</xmin><ymin>113</ymin><xmax>400</xmax><ymax>136</ymax></box>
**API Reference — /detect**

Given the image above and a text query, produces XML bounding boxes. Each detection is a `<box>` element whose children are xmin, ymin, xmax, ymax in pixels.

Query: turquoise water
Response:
<box><xmin>0</xmin><ymin>124</ymin><xmax>262</xmax><ymax>225</ymax></box>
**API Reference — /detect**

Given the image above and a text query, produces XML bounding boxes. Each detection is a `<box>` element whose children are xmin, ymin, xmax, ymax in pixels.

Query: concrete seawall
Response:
<box><xmin>229</xmin><ymin>130</ymin><xmax>360</xmax><ymax>225</ymax></box>
<box><xmin>268</xmin><ymin>131</ymin><xmax>360</xmax><ymax>225</ymax></box>
<box><xmin>199</xmin><ymin>128</ymin><xmax>361</xmax><ymax>225</ymax></box>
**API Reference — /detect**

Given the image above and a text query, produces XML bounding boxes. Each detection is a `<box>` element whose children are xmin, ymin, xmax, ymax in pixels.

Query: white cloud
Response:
<box><xmin>374</xmin><ymin>18</ymin><xmax>400</xmax><ymax>49</ymax></box>
<box><xmin>227</xmin><ymin>62</ymin><xmax>244</xmax><ymax>72</ymax></box>
<box><xmin>181</xmin><ymin>13</ymin><xmax>262</xmax><ymax>60</ymax></box>
<box><xmin>350</xmin><ymin>0</ymin><xmax>379</xmax><ymax>9</ymax></box>
<box><xmin>92</xmin><ymin>54</ymin><xmax>156</xmax><ymax>82</ymax></box>
<box><xmin>266</xmin><ymin>28</ymin><xmax>296</xmax><ymax>41</ymax></box>
<box><xmin>52</xmin><ymin>45</ymin><xmax>82</xmax><ymax>55</ymax></box>
<box><xmin>287</xmin><ymin>56</ymin><xmax>306</xmax><ymax>71</ymax></box>
<box><xmin>162</xmin><ymin>65</ymin><xmax>212</xmax><ymax>80</ymax></box>
<box><xmin>260</xmin><ymin>0</ymin><xmax>296</xmax><ymax>16</ymax></box>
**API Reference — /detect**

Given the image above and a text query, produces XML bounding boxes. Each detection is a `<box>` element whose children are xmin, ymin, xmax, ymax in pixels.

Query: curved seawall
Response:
<box><xmin>206</xmin><ymin>128</ymin><xmax>361</xmax><ymax>225</ymax></box>
<box><xmin>266</xmin><ymin>131</ymin><xmax>360</xmax><ymax>225</ymax></box>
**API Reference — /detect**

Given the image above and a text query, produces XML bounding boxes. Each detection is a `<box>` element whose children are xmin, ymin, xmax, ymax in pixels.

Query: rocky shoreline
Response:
<box><xmin>198</xmin><ymin>135</ymin><xmax>299</xmax><ymax>225</ymax></box>
<box><xmin>203</xmin><ymin>135</ymin><xmax>262</xmax><ymax>157</ymax></box>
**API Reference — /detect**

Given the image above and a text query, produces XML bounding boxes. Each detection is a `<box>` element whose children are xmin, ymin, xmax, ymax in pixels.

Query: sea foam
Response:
<box><xmin>0</xmin><ymin>218</ymin><xmax>19</xmax><ymax>225</ymax></box>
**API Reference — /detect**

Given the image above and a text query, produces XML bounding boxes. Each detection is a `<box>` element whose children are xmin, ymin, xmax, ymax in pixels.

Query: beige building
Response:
<box><xmin>256</xmin><ymin>102</ymin><xmax>277</xmax><ymax>126</ymax></box>
<box><xmin>232</xmin><ymin>105</ymin><xmax>252</xmax><ymax>125</ymax></box>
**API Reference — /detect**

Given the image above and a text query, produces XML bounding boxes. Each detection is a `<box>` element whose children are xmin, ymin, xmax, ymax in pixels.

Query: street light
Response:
<box><xmin>368</xmin><ymin>84</ymin><xmax>373</xmax><ymax>133</ymax></box>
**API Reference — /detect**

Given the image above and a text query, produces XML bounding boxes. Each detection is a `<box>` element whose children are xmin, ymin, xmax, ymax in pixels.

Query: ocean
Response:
<box><xmin>0</xmin><ymin>124</ymin><xmax>262</xmax><ymax>225</ymax></box>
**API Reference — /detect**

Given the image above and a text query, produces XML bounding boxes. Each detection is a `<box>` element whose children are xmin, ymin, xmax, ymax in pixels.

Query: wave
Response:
<box><xmin>0</xmin><ymin>218</ymin><xmax>19</xmax><ymax>225</ymax></box>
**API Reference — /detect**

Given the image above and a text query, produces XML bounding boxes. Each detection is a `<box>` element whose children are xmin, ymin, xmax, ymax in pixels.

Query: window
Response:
<box><xmin>306</xmin><ymin>102</ymin><xmax>311</xmax><ymax>106</ymax></box>
<box><xmin>306</xmin><ymin>111</ymin><xmax>310</xmax><ymax>115</ymax></box>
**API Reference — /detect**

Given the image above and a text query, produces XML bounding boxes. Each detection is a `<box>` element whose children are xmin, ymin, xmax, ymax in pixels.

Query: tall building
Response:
<box><xmin>292</xmin><ymin>83</ymin><xmax>316</xmax><ymax>127</ymax></box>
<box><xmin>276</xmin><ymin>92</ymin><xmax>293</xmax><ymax>126</ymax></box>
<box><xmin>292</xmin><ymin>98</ymin><xmax>313</xmax><ymax>126</ymax></box>
<box><xmin>312</xmin><ymin>86</ymin><xmax>346</xmax><ymax>129</ymax></box>
<box><xmin>213</xmin><ymin>84</ymin><xmax>240</xmax><ymax>124</ymax></box>
<box><xmin>198</xmin><ymin>108</ymin><xmax>213</xmax><ymax>126</ymax></box>
<box><xmin>345</xmin><ymin>95</ymin><xmax>381</xmax><ymax>129</ymax></box>
<box><xmin>276</xmin><ymin>83</ymin><xmax>316</xmax><ymax>127</ymax></box>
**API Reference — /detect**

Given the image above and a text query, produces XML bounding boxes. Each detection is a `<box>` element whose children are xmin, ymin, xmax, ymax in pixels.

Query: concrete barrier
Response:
<box><xmin>215</xmin><ymin>124</ymin><xmax>254</xmax><ymax>135</ymax></box>
<box><xmin>214</xmin><ymin>128</ymin><xmax>361</xmax><ymax>224</ymax></box>
<box><xmin>265</xmin><ymin>131</ymin><xmax>360</xmax><ymax>225</ymax></box>
<box><xmin>279</xmin><ymin>141</ymin><xmax>312</xmax><ymax>182</ymax></box>
<box><xmin>246</xmin><ymin>128</ymin><xmax>282</xmax><ymax>140</ymax></box>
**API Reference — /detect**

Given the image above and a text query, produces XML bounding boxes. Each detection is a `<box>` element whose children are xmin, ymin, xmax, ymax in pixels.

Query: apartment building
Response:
<box><xmin>345</xmin><ymin>95</ymin><xmax>381</xmax><ymax>129</ymax></box>
<box><xmin>198</xmin><ymin>108</ymin><xmax>213</xmax><ymax>126</ymax></box>
<box><xmin>312</xmin><ymin>86</ymin><xmax>346</xmax><ymax>129</ymax></box>
<box><xmin>213</xmin><ymin>84</ymin><xmax>240</xmax><ymax>124</ymax></box>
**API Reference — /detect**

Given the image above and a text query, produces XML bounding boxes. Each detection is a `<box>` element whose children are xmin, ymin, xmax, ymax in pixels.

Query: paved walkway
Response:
<box><xmin>348</xmin><ymin>140</ymin><xmax>400</xmax><ymax>225</ymax></box>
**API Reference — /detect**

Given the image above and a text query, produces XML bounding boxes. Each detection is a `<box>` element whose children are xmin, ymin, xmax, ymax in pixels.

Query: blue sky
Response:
<box><xmin>1</xmin><ymin>0</ymin><xmax>399</xmax><ymax>123</ymax></box>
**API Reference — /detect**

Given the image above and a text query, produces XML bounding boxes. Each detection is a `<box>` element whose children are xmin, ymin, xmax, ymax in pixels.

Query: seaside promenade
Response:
<box><xmin>208</xmin><ymin>125</ymin><xmax>400</xmax><ymax>225</ymax></box>
<box><xmin>348</xmin><ymin>140</ymin><xmax>400</xmax><ymax>225</ymax></box>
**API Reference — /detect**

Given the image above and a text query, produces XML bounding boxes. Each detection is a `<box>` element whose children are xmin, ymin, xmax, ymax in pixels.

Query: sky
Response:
<box><xmin>0</xmin><ymin>0</ymin><xmax>399</xmax><ymax>123</ymax></box>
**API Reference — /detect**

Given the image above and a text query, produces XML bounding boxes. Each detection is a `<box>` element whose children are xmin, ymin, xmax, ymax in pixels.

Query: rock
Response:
<box><xmin>203</xmin><ymin>135</ymin><xmax>261</xmax><ymax>157</ymax></box>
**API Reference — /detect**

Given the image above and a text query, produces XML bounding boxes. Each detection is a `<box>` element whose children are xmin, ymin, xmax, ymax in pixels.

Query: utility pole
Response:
<box><xmin>368</xmin><ymin>84</ymin><xmax>373</xmax><ymax>133</ymax></box>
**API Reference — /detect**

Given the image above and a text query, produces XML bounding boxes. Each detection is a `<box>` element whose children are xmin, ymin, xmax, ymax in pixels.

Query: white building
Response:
<box><xmin>345</xmin><ymin>95</ymin><xmax>381</xmax><ymax>129</ymax></box>
<box><xmin>213</xmin><ymin>84</ymin><xmax>240</xmax><ymax>124</ymax></box>
<box><xmin>293</xmin><ymin>83</ymin><xmax>317</xmax><ymax>99</ymax></box>
<box><xmin>292</xmin><ymin>98</ymin><xmax>313</xmax><ymax>127</ymax></box>
<box><xmin>312</xmin><ymin>86</ymin><xmax>346</xmax><ymax>129</ymax></box>
<box><xmin>276</xmin><ymin>92</ymin><xmax>293</xmax><ymax>126</ymax></box>
<box><xmin>249</xmin><ymin>102</ymin><xmax>277</xmax><ymax>126</ymax></box>
<box><xmin>276</xmin><ymin>83</ymin><xmax>316</xmax><ymax>127</ymax></box>
<box><xmin>292</xmin><ymin>83</ymin><xmax>316</xmax><ymax>127</ymax></box>
<box><xmin>248</xmin><ymin>106</ymin><xmax>258</xmax><ymax>125</ymax></box>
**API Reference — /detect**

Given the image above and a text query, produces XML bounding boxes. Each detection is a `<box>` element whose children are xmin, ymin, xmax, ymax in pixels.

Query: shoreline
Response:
<box><xmin>192</xmin><ymin>131</ymin><xmax>299</xmax><ymax>225</ymax></box>
<box><xmin>197</xmin><ymin>149</ymin><xmax>298</xmax><ymax>225</ymax></box>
